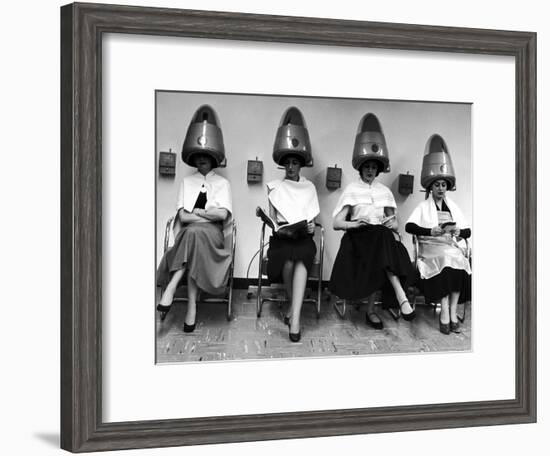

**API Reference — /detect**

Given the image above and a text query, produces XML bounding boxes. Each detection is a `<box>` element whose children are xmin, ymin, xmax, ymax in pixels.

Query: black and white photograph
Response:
<box><xmin>155</xmin><ymin>91</ymin><xmax>472</xmax><ymax>363</ymax></box>
<box><xmin>2</xmin><ymin>0</ymin><xmax>544</xmax><ymax>454</ymax></box>
<box><xmin>46</xmin><ymin>1</ymin><xmax>540</xmax><ymax>454</ymax></box>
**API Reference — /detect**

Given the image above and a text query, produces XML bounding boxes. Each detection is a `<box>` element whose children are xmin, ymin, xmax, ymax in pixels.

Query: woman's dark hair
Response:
<box><xmin>281</xmin><ymin>153</ymin><xmax>305</xmax><ymax>167</ymax></box>
<box><xmin>358</xmin><ymin>159</ymin><xmax>382</xmax><ymax>177</ymax></box>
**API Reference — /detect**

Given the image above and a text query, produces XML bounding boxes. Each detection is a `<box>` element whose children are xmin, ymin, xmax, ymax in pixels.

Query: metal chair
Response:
<box><xmin>411</xmin><ymin>234</ymin><xmax>471</xmax><ymax>322</ymax></box>
<box><xmin>161</xmin><ymin>216</ymin><xmax>237</xmax><ymax>321</ymax></box>
<box><xmin>256</xmin><ymin>222</ymin><xmax>325</xmax><ymax>318</ymax></box>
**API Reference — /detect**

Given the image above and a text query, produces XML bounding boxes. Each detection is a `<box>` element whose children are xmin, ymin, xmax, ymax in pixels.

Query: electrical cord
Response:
<box><xmin>245</xmin><ymin>242</ymin><xmax>270</xmax><ymax>282</ymax></box>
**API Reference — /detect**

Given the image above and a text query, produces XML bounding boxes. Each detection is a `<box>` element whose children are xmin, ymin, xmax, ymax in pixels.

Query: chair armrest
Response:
<box><xmin>393</xmin><ymin>230</ymin><xmax>402</xmax><ymax>242</ymax></box>
<box><xmin>163</xmin><ymin>215</ymin><xmax>176</xmax><ymax>253</ymax></box>
<box><xmin>455</xmin><ymin>236</ymin><xmax>471</xmax><ymax>259</ymax></box>
<box><xmin>231</xmin><ymin>221</ymin><xmax>237</xmax><ymax>254</ymax></box>
<box><xmin>412</xmin><ymin>235</ymin><xmax>419</xmax><ymax>264</ymax></box>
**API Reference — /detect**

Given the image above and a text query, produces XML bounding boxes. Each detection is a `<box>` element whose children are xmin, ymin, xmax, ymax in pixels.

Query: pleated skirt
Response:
<box><xmin>156</xmin><ymin>222</ymin><xmax>231</xmax><ymax>295</ymax></box>
<box><xmin>329</xmin><ymin>224</ymin><xmax>413</xmax><ymax>301</ymax></box>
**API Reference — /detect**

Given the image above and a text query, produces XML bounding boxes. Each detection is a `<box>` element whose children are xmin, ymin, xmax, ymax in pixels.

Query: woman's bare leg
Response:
<box><xmin>365</xmin><ymin>293</ymin><xmax>381</xmax><ymax>324</ymax></box>
<box><xmin>159</xmin><ymin>269</ymin><xmax>185</xmax><ymax>307</ymax></box>
<box><xmin>449</xmin><ymin>291</ymin><xmax>460</xmax><ymax>323</ymax></box>
<box><xmin>185</xmin><ymin>275</ymin><xmax>199</xmax><ymax>325</ymax></box>
<box><xmin>281</xmin><ymin>260</ymin><xmax>294</xmax><ymax>318</ymax></box>
<box><xmin>439</xmin><ymin>295</ymin><xmax>450</xmax><ymax>324</ymax></box>
<box><xmin>385</xmin><ymin>271</ymin><xmax>413</xmax><ymax>314</ymax></box>
<box><xmin>289</xmin><ymin>261</ymin><xmax>308</xmax><ymax>334</ymax></box>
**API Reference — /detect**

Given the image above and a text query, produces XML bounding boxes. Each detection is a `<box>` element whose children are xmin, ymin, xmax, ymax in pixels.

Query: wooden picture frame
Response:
<box><xmin>60</xmin><ymin>2</ymin><xmax>536</xmax><ymax>452</ymax></box>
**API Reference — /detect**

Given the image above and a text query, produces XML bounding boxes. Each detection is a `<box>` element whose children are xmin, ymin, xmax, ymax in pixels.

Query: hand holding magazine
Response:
<box><xmin>381</xmin><ymin>214</ymin><xmax>396</xmax><ymax>227</ymax></box>
<box><xmin>256</xmin><ymin>206</ymin><xmax>308</xmax><ymax>239</ymax></box>
<box><xmin>440</xmin><ymin>221</ymin><xmax>457</xmax><ymax>232</ymax></box>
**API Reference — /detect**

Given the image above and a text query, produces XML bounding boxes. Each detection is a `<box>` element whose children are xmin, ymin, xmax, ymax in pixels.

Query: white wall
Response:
<box><xmin>157</xmin><ymin>92</ymin><xmax>471</xmax><ymax>278</ymax></box>
<box><xmin>0</xmin><ymin>1</ymin><xmax>547</xmax><ymax>456</ymax></box>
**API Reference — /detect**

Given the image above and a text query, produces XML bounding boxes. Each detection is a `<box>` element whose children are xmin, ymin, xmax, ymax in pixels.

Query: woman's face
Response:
<box><xmin>360</xmin><ymin>160</ymin><xmax>379</xmax><ymax>184</ymax></box>
<box><xmin>284</xmin><ymin>156</ymin><xmax>302</xmax><ymax>181</ymax></box>
<box><xmin>431</xmin><ymin>179</ymin><xmax>448</xmax><ymax>200</ymax></box>
<box><xmin>194</xmin><ymin>154</ymin><xmax>213</xmax><ymax>175</ymax></box>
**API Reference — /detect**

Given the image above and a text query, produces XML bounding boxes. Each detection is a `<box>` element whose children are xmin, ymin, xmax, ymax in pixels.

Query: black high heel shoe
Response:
<box><xmin>183</xmin><ymin>322</ymin><xmax>196</xmax><ymax>333</ymax></box>
<box><xmin>289</xmin><ymin>328</ymin><xmax>301</xmax><ymax>343</ymax></box>
<box><xmin>399</xmin><ymin>300</ymin><xmax>416</xmax><ymax>322</ymax></box>
<box><xmin>365</xmin><ymin>312</ymin><xmax>384</xmax><ymax>330</ymax></box>
<box><xmin>439</xmin><ymin>319</ymin><xmax>450</xmax><ymax>335</ymax></box>
<box><xmin>156</xmin><ymin>303</ymin><xmax>172</xmax><ymax>321</ymax></box>
<box><xmin>450</xmin><ymin>319</ymin><xmax>460</xmax><ymax>333</ymax></box>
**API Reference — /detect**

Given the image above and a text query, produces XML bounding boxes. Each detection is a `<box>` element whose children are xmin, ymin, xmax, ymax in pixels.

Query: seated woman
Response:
<box><xmin>329</xmin><ymin>113</ymin><xmax>415</xmax><ymax>329</ymax></box>
<box><xmin>156</xmin><ymin>105</ymin><xmax>232</xmax><ymax>333</ymax></box>
<box><xmin>263</xmin><ymin>107</ymin><xmax>320</xmax><ymax>342</ymax></box>
<box><xmin>405</xmin><ymin>134</ymin><xmax>471</xmax><ymax>334</ymax></box>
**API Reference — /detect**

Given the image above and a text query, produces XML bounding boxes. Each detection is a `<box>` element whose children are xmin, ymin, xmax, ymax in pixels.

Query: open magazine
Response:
<box><xmin>440</xmin><ymin>221</ymin><xmax>457</xmax><ymax>230</ymax></box>
<box><xmin>256</xmin><ymin>206</ymin><xmax>308</xmax><ymax>239</ymax></box>
<box><xmin>437</xmin><ymin>211</ymin><xmax>456</xmax><ymax>231</ymax></box>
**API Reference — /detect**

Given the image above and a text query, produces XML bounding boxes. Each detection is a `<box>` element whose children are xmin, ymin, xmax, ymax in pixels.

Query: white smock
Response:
<box><xmin>406</xmin><ymin>194</ymin><xmax>471</xmax><ymax>279</ymax></box>
<box><xmin>332</xmin><ymin>179</ymin><xmax>396</xmax><ymax>223</ymax></box>
<box><xmin>266</xmin><ymin>176</ymin><xmax>320</xmax><ymax>224</ymax></box>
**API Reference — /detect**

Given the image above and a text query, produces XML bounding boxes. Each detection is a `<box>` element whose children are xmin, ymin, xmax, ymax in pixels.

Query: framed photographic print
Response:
<box><xmin>60</xmin><ymin>2</ymin><xmax>536</xmax><ymax>452</ymax></box>
<box><xmin>154</xmin><ymin>90</ymin><xmax>473</xmax><ymax>363</ymax></box>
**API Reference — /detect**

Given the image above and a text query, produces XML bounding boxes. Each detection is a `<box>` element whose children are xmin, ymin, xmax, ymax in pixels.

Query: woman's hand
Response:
<box><xmin>194</xmin><ymin>207</ymin><xmax>229</xmax><ymax>222</ymax></box>
<box><xmin>347</xmin><ymin>220</ymin><xmax>367</xmax><ymax>230</ymax></box>
<box><xmin>306</xmin><ymin>221</ymin><xmax>315</xmax><ymax>234</ymax></box>
<box><xmin>451</xmin><ymin>227</ymin><xmax>461</xmax><ymax>237</ymax></box>
<box><xmin>431</xmin><ymin>226</ymin><xmax>444</xmax><ymax>236</ymax></box>
<box><xmin>186</xmin><ymin>208</ymin><xmax>209</xmax><ymax>222</ymax></box>
<box><xmin>383</xmin><ymin>217</ymin><xmax>398</xmax><ymax>232</ymax></box>
<box><xmin>179</xmin><ymin>209</ymin><xmax>208</xmax><ymax>224</ymax></box>
<box><xmin>355</xmin><ymin>217</ymin><xmax>370</xmax><ymax>226</ymax></box>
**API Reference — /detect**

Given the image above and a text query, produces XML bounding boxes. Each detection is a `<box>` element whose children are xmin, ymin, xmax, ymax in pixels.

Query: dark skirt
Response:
<box><xmin>418</xmin><ymin>267</ymin><xmax>471</xmax><ymax>304</ymax></box>
<box><xmin>329</xmin><ymin>224</ymin><xmax>413</xmax><ymax>301</ymax></box>
<box><xmin>266</xmin><ymin>233</ymin><xmax>316</xmax><ymax>283</ymax></box>
<box><xmin>156</xmin><ymin>222</ymin><xmax>231</xmax><ymax>295</ymax></box>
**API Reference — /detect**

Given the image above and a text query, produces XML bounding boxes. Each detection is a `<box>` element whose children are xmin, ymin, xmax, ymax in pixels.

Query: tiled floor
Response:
<box><xmin>156</xmin><ymin>289</ymin><xmax>471</xmax><ymax>363</ymax></box>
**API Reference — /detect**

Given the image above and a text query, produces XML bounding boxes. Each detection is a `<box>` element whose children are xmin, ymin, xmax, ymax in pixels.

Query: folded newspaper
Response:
<box><xmin>255</xmin><ymin>206</ymin><xmax>308</xmax><ymax>239</ymax></box>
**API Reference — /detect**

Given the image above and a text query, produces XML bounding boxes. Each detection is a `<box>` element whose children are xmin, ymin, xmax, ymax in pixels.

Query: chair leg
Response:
<box><xmin>333</xmin><ymin>298</ymin><xmax>346</xmax><ymax>318</ymax></box>
<box><xmin>256</xmin><ymin>281</ymin><xmax>262</xmax><ymax>317</ymax></box>
<box><xmin>387</xmin><ymin>307</ymin><xmax>401</xmax><ymax>321</ymax></box>
<box><xmin>316</xmin><ymin>277</ymin><xmax>323</xmax><ymax>320</ymax></box>
<box><xmin>257</xmin><ymin>225</ymin><xmax>265</xmax><ymax>318</ymax></box>
<box><xmin>226</xmin><ymin>277</ymin><xmax>233</xmax><ymax>322</ymax></box>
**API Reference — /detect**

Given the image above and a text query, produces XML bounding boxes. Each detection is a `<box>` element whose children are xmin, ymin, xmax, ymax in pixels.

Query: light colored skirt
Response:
<box><xmin>417</xmin><ymin>235</ymin><xmax>471</xmax><ymax>280</ymax></box>
<box><xmin>156</xmin><ymin>222</ymin><xmax>231</xmax><ymax>295</ymax></box>
<box><xmin>416</xmin><ymin>235</ymin><xmax>471</xmax><ymax>303</ymax></box>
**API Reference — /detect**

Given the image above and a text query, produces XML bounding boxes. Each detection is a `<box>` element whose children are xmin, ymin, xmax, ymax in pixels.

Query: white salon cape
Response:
<box><xmin>266</xmin><ymin>176</ymin><xmax>320</xmax><ymax>224</ymax></box>
<box><xmin>406</xmin><ymin>193</ymin><xmax>471</xmax><ymax>279</ymax></box>
<box><xmin>332</xmin><ymin>179</ymin><xmax>396</xmax><ymax>224</ymax></box>
<box><xmin>172</xmin><ymin>170</ymin><xmax>233</xmax><ymax>242</ymax></box>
